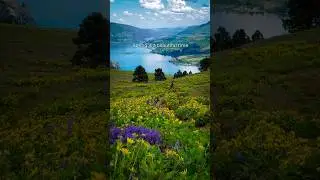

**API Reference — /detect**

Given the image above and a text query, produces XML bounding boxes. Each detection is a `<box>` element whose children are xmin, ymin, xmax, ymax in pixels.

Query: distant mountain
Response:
<box><xmin>110</xmin><ymin>22</ymin><xmax>185</xmax><ymax>43</ymax></box>
<box><xmin>147</xmin><ymin>21</ymin><xmax>210</xmax><ymax>57</ymax></box>
<box><xmin>0</xmin><ymin>0</ymin><xmax>35</xmax><ymax>25</ymax></box>
<box><xmin>177</xmin><ymin>21</ymin><xmax>210</xmax><ymax>36</ymax></box>
<box><xmin>110</xmin><ymin>22</ymin><xmax>154</xmax><ymax>43</ymax></box>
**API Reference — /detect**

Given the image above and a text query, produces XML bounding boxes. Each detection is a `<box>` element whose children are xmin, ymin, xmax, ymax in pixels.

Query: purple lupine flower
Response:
<box><xmin>141</xmin><ymin>130</ymin><xmax>161</xmax><ymax>145</ymax></box>
<box><xmin>110</xmin><ymin>127</ymin><xmax>122</xmax><ymax>144</ymax></box>
<box><xmin>109</xmin><ymin>125</ymin><xmax>162</xmax><ymax>145</ymax></box>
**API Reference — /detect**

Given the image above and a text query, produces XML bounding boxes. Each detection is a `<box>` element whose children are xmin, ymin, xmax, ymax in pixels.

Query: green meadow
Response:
<box><xmin>1</xmin><ymin>22</ymin><xmax>320</xmax><ymax>179</ymax></box>
<box><xmin>211</xmin><ymin>28</ymin><xmax>320</xmax><ymax>179</ymax></box>
<box><xmin>0</xmin><ymin>23</ymin><xmax>210</xmax><ymax>179</ymax></box>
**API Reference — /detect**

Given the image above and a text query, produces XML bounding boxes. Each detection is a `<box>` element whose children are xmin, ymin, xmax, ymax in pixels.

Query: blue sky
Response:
<box><xmin>110</xmin><ymin>0</ymin><xmax>210</xmax><ymax>29</ymax></box>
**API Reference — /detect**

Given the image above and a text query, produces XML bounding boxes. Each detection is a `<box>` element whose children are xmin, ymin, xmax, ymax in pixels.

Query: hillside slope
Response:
<box><xmin>211</xmin><ymin>28</ymin><xmax>320</xmax><ymax>179</ymax></box>
<box><xmin>110</xmin><ymin>22</ymin><xmax>184</xmax><ymax>43</ymax></box>
<box><xmin>0</xmin><ymin>23</ymin><xmax>210</xmax><ymax>179</ymax></box>
<box><xmin>148</xmin><ymin>22</ymin><xmax>210</xmax><ymax>59</ymax></box>
<box><xmin>0</xmin><ymin>23</ymin><xmax>110</xmax><ymax>178</ymax></box>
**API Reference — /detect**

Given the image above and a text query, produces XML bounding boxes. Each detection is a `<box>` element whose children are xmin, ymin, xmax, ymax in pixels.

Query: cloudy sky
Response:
<box><xmin>110</xmin><ymin>0</ymin><xmax>210</xmax><ymax>28</ymax></box>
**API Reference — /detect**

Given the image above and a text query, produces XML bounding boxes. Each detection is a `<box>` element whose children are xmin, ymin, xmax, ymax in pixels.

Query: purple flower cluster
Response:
<box><xmin>110</xmin><ymin>125</ymin><xmax>161</xmax><ymax>145</ymax></box>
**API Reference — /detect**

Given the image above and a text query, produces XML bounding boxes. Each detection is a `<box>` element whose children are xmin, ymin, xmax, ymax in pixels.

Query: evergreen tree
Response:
<box><xmin>232</xmin><ymin>29</ymin><xmax>250</xmax><ymax>47</ymax></box>
<box><xmin>71</xmin><ymin>12</ymin><xmax>108</xmax><ymax>68</ymax></box>
<box><xmin>282</xmin><ymin>0</ymin><xmax>320</xmax><ymax>33</ymax></box>
<box><xmin>199</xmin><ymin>58</ymin><xmax>211</xmax><ymax>72</ymax></box>
<box><xmin>154</xmin><ymin>68</ymin><xmax>166</xmax><ymax>81</ymax></box>
<box><xmin>251</xmin><ymin>30</ymin><xmax>264</xmax><ymax>42</ymax></box>
<box><xmin>183</xmin><ymin>71</ymin><xmax>188</xmax><ymax>76</ymax></box>
<box><xmin>132</xmin><ymin>65</ymin><xmax>148</xmax><ymax>82</ymax></box>
<box><xmin>214</xmin><ymin>26</ymin><xmax>232</xmax><ymax>51</ymax></box>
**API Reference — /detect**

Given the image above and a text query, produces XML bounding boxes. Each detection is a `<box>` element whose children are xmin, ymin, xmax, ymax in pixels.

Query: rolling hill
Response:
<box><xmin>0</xmin><ymin>23</ymin><xmax>210</xmax><ymax>179</ymax></box>
<box><xmin>2</xmin><ymin>22</ymin><xmax>320</xmax><ymax>179</ymax></box>
<box><xmin>110</xmin><ymin>22</ymin><xmax>185</xmax><ymax>43</ymax></box>
<box><xmin>147</xmin><ymin>21</ymin><xmax>210</xmax><ymax>60</ymax></box>
<box><xmin>211</xmin><ymin>27</ymin><xmax>320</xmax><ymax>179</ymax></box>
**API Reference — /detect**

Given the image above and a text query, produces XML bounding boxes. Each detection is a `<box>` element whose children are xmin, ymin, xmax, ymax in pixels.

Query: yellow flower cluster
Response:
<box><xmin>165</xmin><ymin>149</ymin><xmax>179</xmax><ymax>158</ymax></box>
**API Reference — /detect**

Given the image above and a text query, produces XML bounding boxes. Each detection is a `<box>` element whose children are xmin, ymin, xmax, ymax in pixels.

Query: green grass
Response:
<box><xmin>3</xmin><ymin>22</ymin><xmax>320</xmax><ymax>179</ymax></box>
<box><xmin>0</xmin><ymin>23</ymin><xmax>210</xmax><ymax>179</ymax></box>
<box><xmin>0</xmin><ymin>23</ymin><xmax>110</xmax><ymax>179</ymax></box>
<box><xmin>211</xmin><ymin>28</ymin><xmax>320</xmax><ymax>179</ymax></box>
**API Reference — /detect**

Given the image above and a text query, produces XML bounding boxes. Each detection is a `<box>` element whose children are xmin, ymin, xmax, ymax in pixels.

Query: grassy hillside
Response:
<box><xmin>0</xmin><ymin>23</ymin><xmax>210</xmax><ymax>179</ymax></box>
<box><xmin>148</xmin><ymin>22</ymin><xmax>210</xmax><ymax>63</ymax></box>
<box><xmin>0</xmin><ymin>23</ymin><xmax>110</xmax><ymax>179</ymax></box>
<box><xmin>211</xmin><ymin>28</ymin><xmax>320</xmax><ymax>179</ymax></box>
<box><xmin>109</xmin><ymin>70</ymin><xmax>210</xmax><ymax>178</ymax></box>
<box><xmin>110</xmin><ymin>22</ymin><xmax>184</xmax><ymax>43</ymax></box>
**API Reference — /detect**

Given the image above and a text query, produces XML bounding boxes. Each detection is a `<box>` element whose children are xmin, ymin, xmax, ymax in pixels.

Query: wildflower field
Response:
<box><xmin>1</xmin><ymin>23</ymin><xmax>320</xmax><ymax>179</ymax></box>
<box><xmin>0</xmin><ymin>24</ymin><xmax>210</xmax><ymax>179</ymax></box>
<box><xmin>109</xmin><ymin>70</ymin><xmax>210</xmax><ymax>179</ymax></box>
<box><xmin>211</xmin><ymin>28</ymin><xmax>320</xmax><ymax>179</ymax></box>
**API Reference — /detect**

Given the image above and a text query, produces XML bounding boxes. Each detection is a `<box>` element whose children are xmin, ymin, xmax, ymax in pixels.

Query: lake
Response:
<box><xmin>110</xmin><ymin>13</ymin><xmax>287</xmax><ymax>75</ymax></box>
<box><xmin>110</xmin><ymin>44</ymin><xmax>200</xmax><ymax>75</ymax></box>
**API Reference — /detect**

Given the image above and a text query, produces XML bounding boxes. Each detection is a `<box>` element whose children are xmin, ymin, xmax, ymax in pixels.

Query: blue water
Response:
<box><xmin>110</xmin><ymin>44</ymin><xmax>200</xmax><ymax>75</ymax></box>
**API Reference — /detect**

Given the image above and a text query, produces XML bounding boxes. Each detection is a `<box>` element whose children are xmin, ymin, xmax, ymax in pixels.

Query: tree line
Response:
<box><xmin>212</xmin><ymin>27</ymin><xmax>264</xmax><ymax>53</ymax></box>
<box><xmin>131</xmin><ymin>65</ymin><xmax>193</xmax><ymax>83</ymax></box>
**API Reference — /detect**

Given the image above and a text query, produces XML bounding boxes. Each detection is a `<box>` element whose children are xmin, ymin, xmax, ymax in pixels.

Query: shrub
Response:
<box><xmin>173</xmin><ymin>70</ymin><xmax>183</xmax><ymax>79</ymax></box>
<box><xmin>195</xmin><ymin>112</ymin><xmax>211</xmax><ymax>127</ymax></box>
<box><xmin>132</xmin><ymin>65</ymin><xmax>148</xmax><ymax>82</ymax></box>
<box><xmin>175</xmin><ymin>98</ymin><xmax>208</xmax><ymax>121</ymax></box>
<box><xmin>154</xmin><ymin>68</ymin><xmax>166</xmax><ymax>81</ymax></box>
<box><xmin>71</xmin><ymin>12</ymin><xmax>108</xmax><ymax>68</ymax></box>
<box><xmin>182</xmin><ymin>71</ymin><xmax>188</xmax><ymax>76</ymax></box>
<box><xmin>199</xmin><ymin>58</ymin><xmax>210</xmax><ymax>72</ymax></box>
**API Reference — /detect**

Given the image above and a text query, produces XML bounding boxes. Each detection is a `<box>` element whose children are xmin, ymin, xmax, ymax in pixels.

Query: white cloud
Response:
<box><xmin>154</xmin><ymin>12</ymin><xmax>158</xmax><ymax>16</ymax></box>
<box><xmin>186</xmin><ymin>14</ymin><xmax>195</xmax><ymax>20</ymax></box>
<box><xmin>160</xmin><ymin>16</ymin><xmax>165</xmax><ymax>20</ymax></box>
<box><xmin>123</xmin><ymin>11</ymin><xmax>133</xmax><ymax>16</ymax></box>
<box><xmin>112</xmin><ymin>13</ymin><xmax>117</xmax><ymax>17</ymax></box>
<box><xmin>167</xmin><ymin>0</ymin><xmax>194</xmax><ymax>13</ymax></box>
<box><xmin>110</xmin><ymin>0</ymin><xmax>114</xmax><ymax>2</ymax></box>
<box><xmin>146</xmin><ymin>11</ymin><xmax>151</xmax><ymax>14</ymax></box>
<box><xmin>118</xmin><ymin>18</ymin><xmax>125</xmax><ymax>22</ymax></box>
<box><xmin>159</xmin><ymin>10</ymin><xmax>183</xmax><ymax>15</ymax></box>
<box><xmin>198</xmin><ymin>7</ymin><xmax>209</xmax><ymax>15</ymax></box>
<box><xmin>140</xmin><ymin>16</ymin><xmax>145</xmax><ymax>20</ymax></box>
<box><xmin>151</xmin><ymin>17</ymin><xmax>157</xmax><ymax>21</ymax></box>
<box><xmin>139</xmin><ymin>14</ymin><xmax>143</xmax><ymax>17</ymax></box>
<box><xmin>139</xmin><ymin>0</ymin><xmax>164</xmax><ymax>10</ymax></box>
<box><xmin>174</xmin><ymin>17</ymin><xmax>182</xmax><ymax>21</ymax></box>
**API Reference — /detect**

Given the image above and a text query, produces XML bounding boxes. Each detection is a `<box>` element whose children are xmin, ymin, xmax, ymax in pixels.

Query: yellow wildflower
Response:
<box><xmin>139</xmin><ymin>139</ymin><xmax>150</xmax><ymax>148</ymax></box>
<box><xmin>180</xmin><ymin>169</ymin><xmax>188</xmax><ymax>176</ymax></box>
<box><xmin>129</xmin><ymin>167</ymin><xmax>136</xmax><ymax>173</ymax></box>
<box><xmin>165</xmin><ymin>149</ymin><xmax>179</xmax><ymax>158</ymax></box>
<box><xmin>120</xmin><ymin>148</ymin><xmax>130</xmax><ymax>155</ymax></box>
<box><xmin>127</xmin><ymin>138</ymin><xmax>134</xmax><ymax>144</ymax></box>
<box><xmin>116</xmin><ymin>142</ymin><xmax>122</xmax><ymax>151</ymax></box>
